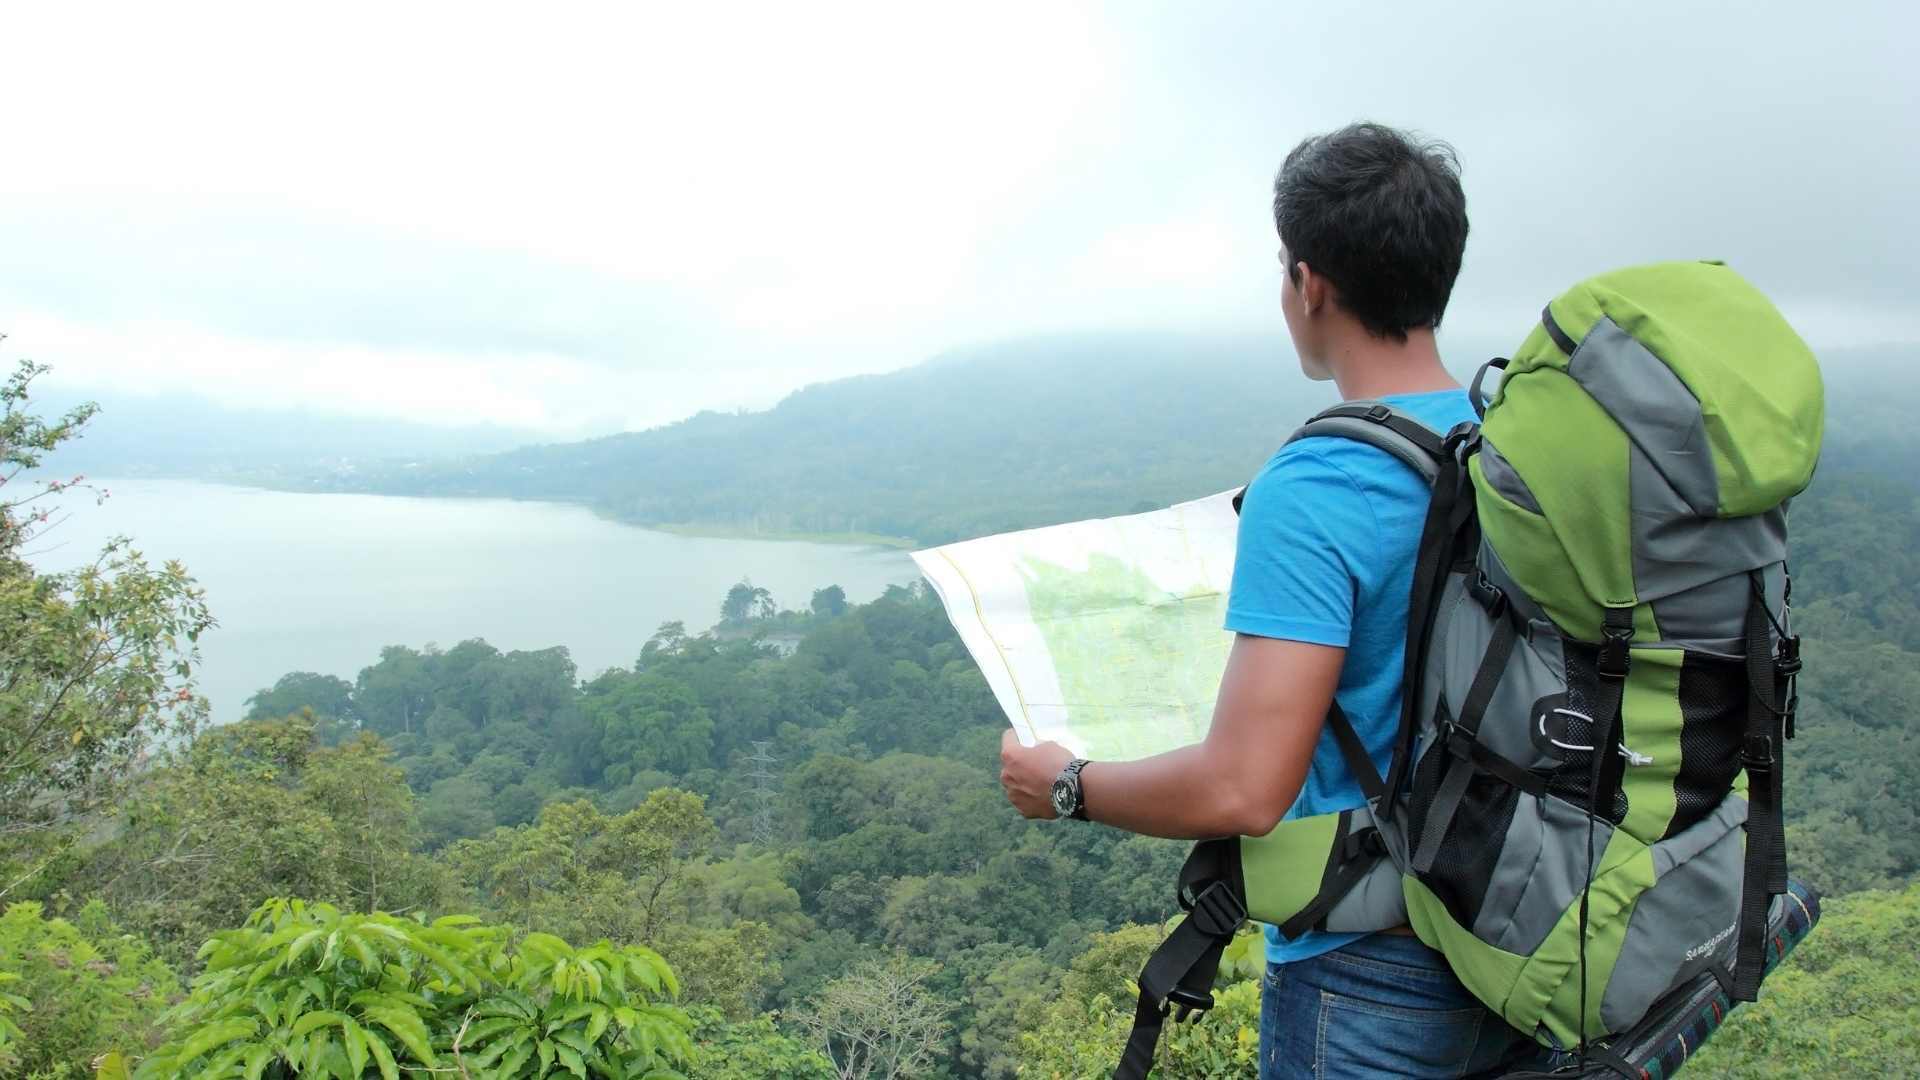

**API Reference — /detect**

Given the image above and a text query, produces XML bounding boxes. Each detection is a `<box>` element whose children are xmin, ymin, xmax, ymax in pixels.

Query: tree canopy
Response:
<box><xmin>2</xmin><ymin>350</ymin><xmax>1917</xmax><ymax>1078</ymax></box>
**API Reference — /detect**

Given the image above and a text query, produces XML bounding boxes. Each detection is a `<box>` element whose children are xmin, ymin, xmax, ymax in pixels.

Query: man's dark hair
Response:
<box><xmin>1273</xmin><ymin>122</ymin><xmax>1468</xmax><ymax>342</ymax></box>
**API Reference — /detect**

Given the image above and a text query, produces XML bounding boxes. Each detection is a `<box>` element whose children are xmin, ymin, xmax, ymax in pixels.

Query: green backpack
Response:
<box><xmin>1116</xmin><ymin>261</ymin><xmax>1824</xmax><ymax>1077</ymax></box>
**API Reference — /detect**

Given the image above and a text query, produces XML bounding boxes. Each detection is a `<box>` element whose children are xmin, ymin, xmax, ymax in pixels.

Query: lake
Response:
<box><xmin>33</xmin><ymin>478</ymin><xmax>923</xmax><ymax>721</ymax></box>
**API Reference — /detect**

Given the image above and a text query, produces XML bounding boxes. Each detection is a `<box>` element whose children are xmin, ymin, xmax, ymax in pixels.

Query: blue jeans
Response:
<box><xmin>1258</xmin><ymin>933</ymin><xmax>1551</xmax><ymax>1079</ymax></box>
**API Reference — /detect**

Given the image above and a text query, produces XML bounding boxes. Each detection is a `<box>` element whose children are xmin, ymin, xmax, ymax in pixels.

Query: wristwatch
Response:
<box><xmin>1050</xmin><ymin>758</ymin><xmax>1091</xmax><ymax>820</ymax></box>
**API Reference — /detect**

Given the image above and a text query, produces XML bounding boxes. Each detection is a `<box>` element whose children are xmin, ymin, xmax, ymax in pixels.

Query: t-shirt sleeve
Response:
<box><xmin>1224</xmin><ymin>445</ymin><xmax>1379</xmax><ymax>647</ymax></box>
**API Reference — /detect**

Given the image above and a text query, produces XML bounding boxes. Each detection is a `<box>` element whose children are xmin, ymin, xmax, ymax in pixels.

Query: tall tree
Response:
<box><xmin>811</xmin><ymin>585</ymin><xmax>849</xmax><ymax>617</ymax></box>
<box><xmin>794</xmin><ymin>953</ymin><xmax>951</xmax><ymax>1080</ymax></box>
<box><xmin>353</xmin><ymin>644</ymin><xmax>434</xmax><ymax>736</ymax></box>
<box><xmin>0</xmin><ymin>359</ymin><xmax>213</xmax><ymax>902</ymax></box>
<box><xmin>722</xmin><ymin>580</ymin><xmax>758</xmax><ymax>623</ymax></box>
<box><xmin>300</xmin><ymin>731</ymin><xmax>422</xmax><ymax>912</ymax></box>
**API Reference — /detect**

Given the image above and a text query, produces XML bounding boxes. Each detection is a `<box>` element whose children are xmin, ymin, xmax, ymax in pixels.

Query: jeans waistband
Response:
<box><xmin>1335</xmin><ymin>930</ymin><xmax>1450</xmax><ymax>968</ymax></box>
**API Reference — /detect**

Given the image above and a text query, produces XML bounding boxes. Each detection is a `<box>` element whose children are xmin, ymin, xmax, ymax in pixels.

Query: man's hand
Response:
<box><xmin>999</xmin><ymin>729</ymin><xmax>1075</xmax><ymax>819</ymax></box>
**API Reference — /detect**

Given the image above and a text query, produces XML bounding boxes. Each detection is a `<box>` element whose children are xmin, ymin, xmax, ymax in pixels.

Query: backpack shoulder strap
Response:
<box><xmin>1230</xmin><ymin>401</ymin><xmax>1456</xmax><ymax>517</ymax></box>
<box><xmin>1287</xmin><ymin>401</ymin><xmax>1449</xmax><ymax>485</ymax></box>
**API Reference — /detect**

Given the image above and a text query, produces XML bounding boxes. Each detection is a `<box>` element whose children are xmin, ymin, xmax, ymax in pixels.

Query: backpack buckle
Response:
<box><xmin>1598</xmin><ymin>625</ymin><xmax>1634</xmax><ymax>680</ymax></box>
<box><xmin>1468</xmin><ymin>570</ymin><xmax>1507</xmax><ymax>617</ymax></box>
<box><xmin>1775</xmin><ymin>635</ymin><xmax>1802</xmax><ymax>678</ymax></box>
<box><xmin>1741</xmin><ymin>733</ymin><xmax>1775</xmax><ymax>771</ymax></box>
<box><xmin>1162</xmin><ymin>985</ymin><xmax>1215</xmax><ymax>1023</ymax></box>
<box><xmin>1365</xmin><ymin>403</ymin><xmax>1392</xmax><ymax>422</ymax></box>
<box><xmin>1184</xmin><ymin>880</ymin><xmax>1247</xmax><ymax>937</ymax></box>
<box><xmin>1344</xmin><ymin>826</ymin><xmax>1387</xmax><ymax>860</ymax></box>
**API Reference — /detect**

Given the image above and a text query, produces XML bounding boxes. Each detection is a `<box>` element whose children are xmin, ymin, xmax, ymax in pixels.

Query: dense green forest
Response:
<box><xmin>302</xmin><ymin>337</ymin><xmax>1920</xmax><ymax>548</ymax></box>
<box><xmin>4</xmin><ymin>350</ymin><xmax>1919</xmax><ymax>1078</ymax></box>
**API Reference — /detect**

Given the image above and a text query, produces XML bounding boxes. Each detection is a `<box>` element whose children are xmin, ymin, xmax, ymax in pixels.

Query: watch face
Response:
<box><xmin>1050</xmin><ymin>777</ymin><xmax>1075</xmax><ymax>816</ymax></box>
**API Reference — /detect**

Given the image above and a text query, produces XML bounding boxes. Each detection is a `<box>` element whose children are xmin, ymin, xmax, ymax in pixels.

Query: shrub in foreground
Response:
<box><xmin>134</xmin><ymin>898</ymin><xmax>693</xmax><ymax>1079</ymax></box>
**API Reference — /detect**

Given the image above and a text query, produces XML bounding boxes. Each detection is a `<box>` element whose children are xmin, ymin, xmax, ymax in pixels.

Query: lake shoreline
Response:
<box><xmin>46</xmin><ymin>477</ymin><xmax>926</xmax><ymax>722</ymax></box>
<box><xmin>190</xmin><ymin>475</ymin><xmax>923</xmax><ymax>551</ymax></box>
<box><xmin>648</xmin><ymin>522</ymin><xmax>918</xmax><ymax>550</ymax></box>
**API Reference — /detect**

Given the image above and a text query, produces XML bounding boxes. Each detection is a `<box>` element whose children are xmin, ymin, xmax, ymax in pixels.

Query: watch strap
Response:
<box><xmin>1062</xmin><ymin>758</ymin><xmax>1091</xmax><ymax>820</ymax></box>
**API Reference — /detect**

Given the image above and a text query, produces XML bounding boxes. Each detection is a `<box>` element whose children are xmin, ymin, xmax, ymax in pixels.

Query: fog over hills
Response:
<box><xmin>228</xmin><ymin>332</ymin><xmax>1915</xmax><ymax>547</ymax></box>
<box><xmin>35</xmin><ymin>388</ymin><xmax>541</xmax><ymax>484</ymax></box>
<box><xmin>279</xmin><ymin>333</ymin><xmax>1357</xmax><ymax>544</ymax></box>
<box><xmin>36</xmin><ymin>332</ymin><xmax>1919</xmax><ymax>547</ymax></box>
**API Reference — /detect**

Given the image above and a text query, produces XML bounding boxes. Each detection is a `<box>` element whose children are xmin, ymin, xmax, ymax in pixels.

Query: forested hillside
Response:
<box><xmin>308</xmin><ymin>338</ymin><xmax>1918</xmax><ymax>548</ymax></box>
<box><xmin>5</xmin><ymin>354</ymin><xmax>1918</xmax><ymax>1078</ymax></box>
<box><xmin>303</xmin><ymin>334</ymin><xmax>1343</xmax><ymax>544</ymax></box>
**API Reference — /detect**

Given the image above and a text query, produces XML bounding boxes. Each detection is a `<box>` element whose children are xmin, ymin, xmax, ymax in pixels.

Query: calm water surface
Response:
<box><xmin>37</xmin><ymin>479</ymin><xmax>921</xmax><ymax>721</ymax></box>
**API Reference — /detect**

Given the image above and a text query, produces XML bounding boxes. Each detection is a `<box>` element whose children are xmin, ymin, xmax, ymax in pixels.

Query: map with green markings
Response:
<box><xmin>912</xmin><ymin>490</ymin><xmax>1240</xmax><ymax>761</ymax></box>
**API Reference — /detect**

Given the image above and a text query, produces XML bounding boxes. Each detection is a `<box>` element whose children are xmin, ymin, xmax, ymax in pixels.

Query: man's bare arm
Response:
<box><xmin>999</xmin><ymin>634</ymin><xmax>1344</xmax><ymax>839</ymax></box>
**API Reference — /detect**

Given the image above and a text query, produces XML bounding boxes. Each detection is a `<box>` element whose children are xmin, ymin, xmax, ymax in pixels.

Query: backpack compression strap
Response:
<box><xmin>1733</xmin><ymin>574</ymin><xmax>1797</xmax><ymax>1000</ymax></box>
<box><xmin>1115</xmin><ymin>404</ymin><xmax>1453</xmax><ymax>1079</ymax></box>
<box><xmin>1113</xmin><ymin>841</ymin><xmax>1247</xmax><ymax>1080</ymax></box>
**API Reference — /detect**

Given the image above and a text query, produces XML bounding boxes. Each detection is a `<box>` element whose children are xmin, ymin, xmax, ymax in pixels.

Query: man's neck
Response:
<box><xmin>1327</xmin><ymin>327</ymin><xmax>1459</xmax><ymax>401</ymax></box>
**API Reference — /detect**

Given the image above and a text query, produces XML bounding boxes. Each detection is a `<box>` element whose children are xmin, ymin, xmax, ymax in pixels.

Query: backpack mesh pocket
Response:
<box><xmin>1406</xmin><ymin>700</ymin><xmax>1523</xmax><ymax>930</ymax></box>
<box><xmin>1548</xmin><ymin>642</ymin><xmax>1631</xmax><ymax>826</ymax></box>
<box><xmin>1668</xmin><ymin>653</ymin><xmax>1747</xmax><ymax>840</ymax></box>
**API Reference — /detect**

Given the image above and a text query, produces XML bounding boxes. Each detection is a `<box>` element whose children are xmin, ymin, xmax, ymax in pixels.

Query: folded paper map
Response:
<box><xmin>911</xmin><ymin>490</ymin><xmax>1241</xmax><ymax>761</ymax></box>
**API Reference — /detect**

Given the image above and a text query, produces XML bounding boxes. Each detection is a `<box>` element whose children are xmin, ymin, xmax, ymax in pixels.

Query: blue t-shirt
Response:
<box><xmin>1224</xmin><ymin>389</ymin><xmax>1478</xmax><ymax>965</ymax></box>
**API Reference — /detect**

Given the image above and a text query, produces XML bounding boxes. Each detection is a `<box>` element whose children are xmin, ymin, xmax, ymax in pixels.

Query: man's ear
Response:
<box><xmin>1295</xmin><ymin>261</ymin><xmax>1327</xmax><ymax>316</ymax></box>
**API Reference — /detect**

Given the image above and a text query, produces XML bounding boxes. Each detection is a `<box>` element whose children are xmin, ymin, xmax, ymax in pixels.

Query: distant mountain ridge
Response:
<box><xmin>299</xmin><ymin>333</ymin><xmax>1363</xmax><ymax>545</ymax></box>
<box><xmin>288</xmin><ymin>333</ymin><xmax>1920</xmax><ymax>546</ymax></box>
<box><xmin>37</xmin><ymin>388</ymin><xmax>539</xmax><ymax>486</ymax></box>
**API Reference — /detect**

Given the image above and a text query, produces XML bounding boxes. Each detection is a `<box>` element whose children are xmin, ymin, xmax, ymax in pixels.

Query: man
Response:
<box><xmin>999</xmin><ymin>122</ymin><xmax>1541</xmax><ymax>1078</ymax></box>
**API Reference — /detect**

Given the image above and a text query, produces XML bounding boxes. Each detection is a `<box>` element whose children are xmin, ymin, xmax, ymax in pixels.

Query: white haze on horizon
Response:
<box><xmin>2</xmin><ymin>1</ymin><xmax>1913</xmax><ymax>440</ymax></box>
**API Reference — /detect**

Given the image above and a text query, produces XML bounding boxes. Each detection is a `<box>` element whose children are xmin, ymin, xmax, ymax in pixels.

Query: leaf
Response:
<box><xmin>544</xmin><ymin>1003</ymin><xmax>597</xmax><ymax>1032</ymax></box>
<box><xmin>494</xmin><ymin>1040</ymin><xmax>536</xmax><ymax>1078</ymax></box>
<box><xmin>301</xmin><ymin>1031</ymin><xmax>330</xmax><ymax>1077</ymax></box>
<box><xmin>301</xmin><ymin>975</ymin><xmax>330</xmax><ymax>1003</ymax></box>
<box><xmin>556</xmin><ymin>1044</ymin><xmax>588</xmax><ymax>1079</ymax></box>
<box><xmin>281</xmin><ymin>928</ymin><xmax>326</xmax><ymax>971</ymax></box>
<box><xmin>551</xmin><ymin>1029</ymin><xmax>594</xmax><ymax>1056</ymax></box>
<box><xmin>519</xmin><ymin>932</ymin><xmax>572</xmax><ymax>963</ymax></box>
<box><xmin>464</xmin><ymin>1028</ymin><xmax>526</xmax><ymax>1071</ymax></box>
<box><xmin>363</xmin><ymin>1004</ymin><xmax>437</xmax><ymax>1067</ymax></box>
<box><xmin>202</xmin><ymin>1043</ymin><xmax>254</xmax><ymax>1076</ymax></box>
<box><xmin>344</xmin><ymin>932</ymin><xmax>379</xmax><ymax>973</ymax></box>
<box><xmin>94</xmin><ymin>1052</ymin><xmax>133</xmax><ymax>1080</ymax></box>
<box><xmin>177</xmin><ymin>1017</ymin><xmax>259</xmax><ymax>1065</ymax></box>
<box><xmin>244</xmin><ymin>961</ymin><xmax>280</xmax><ymax>992</ymax></box>
<box><xmin>342</xmin><ymin>1017</ymin><xmax>369</xmax><ymax>1079</ymax></box>
<box><xmin>291</xmin><ymin>1009</ymin><xmax>349</xmax><ymax>1037</ymax></box>
<box><xmin>410</xmin><ymin>942</ymin><xmax>482</xmax><ymax>993</ymax></box>
<box><xmin>538</xmin><ymin>1037</ymin><xmax>556</xmax><ymax>1072</ymax></box>
<box><xmin>583</xmin><ymin>1007</ymin><xmax>610</xmax><ymax>1045</ymax></box>
<box><xmin>473</xmin><ymin>993</ymin><xmax>535</xmax><ymax>1021</ymax></box>
<box><xmin>242</xmin><ymin>1044</ymin><xmax>276</xmax><ymax>1080</ymax></box>
<box><xmin>362</xmin><ymin>1029</ymin><xmax>400</xmax><ymax>1080</ymax></box>
<box><xmin>461</xmin><ymin>1015</ymin><xmax>522</xmax><ymax>1046</ymax></box>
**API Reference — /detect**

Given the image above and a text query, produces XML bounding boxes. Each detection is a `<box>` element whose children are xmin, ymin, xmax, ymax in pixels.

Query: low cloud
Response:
<box><xmin>3</xmin><ymin>1</ymin><xmax>1911</xmax><ymax>436</ymax></box>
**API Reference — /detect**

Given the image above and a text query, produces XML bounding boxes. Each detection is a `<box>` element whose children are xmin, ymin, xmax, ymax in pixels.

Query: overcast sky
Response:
<box><xmin>2</xmin><ymin>1</ymin><xmax>1912</xmax><ymax>437</ymax></box>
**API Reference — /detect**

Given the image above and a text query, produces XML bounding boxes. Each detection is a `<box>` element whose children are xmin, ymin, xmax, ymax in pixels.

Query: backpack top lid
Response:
<box><xmin>1475</xmin><ymin>260</ymin><xmax>1824</xmax><ymax>641</ymax></box>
